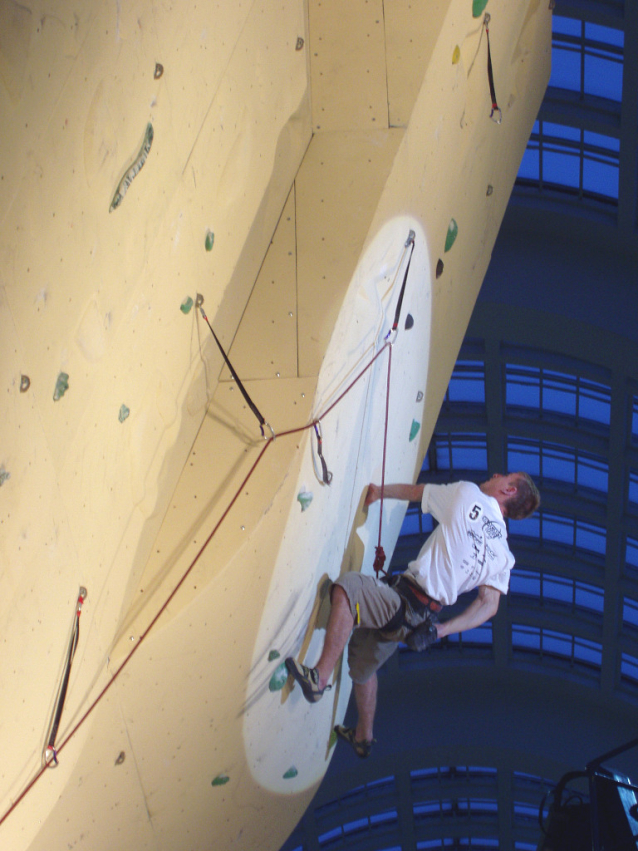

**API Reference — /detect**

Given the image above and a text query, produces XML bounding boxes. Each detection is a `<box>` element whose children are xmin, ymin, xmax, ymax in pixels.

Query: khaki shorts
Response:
<box><xmin>334</xmin><ymin>572</ymin><xmax>409</xmax><ymax>684</ymax></box>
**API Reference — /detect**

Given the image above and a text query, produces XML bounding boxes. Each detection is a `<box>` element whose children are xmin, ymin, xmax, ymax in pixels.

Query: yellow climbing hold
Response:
<box><xmin>452</xmin><ymin>45</ymin><xmax>460</xmax><ymax>64</ymax></box>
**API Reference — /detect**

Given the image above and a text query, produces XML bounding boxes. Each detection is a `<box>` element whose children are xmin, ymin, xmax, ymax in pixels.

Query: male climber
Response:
<box><xmin>285</xmin><ymin>472</ymin><xmax>540</xmax><ymax>757</ymax></box>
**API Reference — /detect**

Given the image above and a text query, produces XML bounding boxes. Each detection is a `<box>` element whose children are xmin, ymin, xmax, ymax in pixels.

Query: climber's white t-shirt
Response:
<box><xmin>405</xmin><ymin>481</ymin><xmax>514</xmax><ymax>606</ymax></box>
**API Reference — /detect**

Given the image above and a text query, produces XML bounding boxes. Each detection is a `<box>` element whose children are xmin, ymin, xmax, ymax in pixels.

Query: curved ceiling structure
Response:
<box><xmin>281</xmin><ymin>3</ymin><xmax>638</xmax><ymax>850</ymax></box>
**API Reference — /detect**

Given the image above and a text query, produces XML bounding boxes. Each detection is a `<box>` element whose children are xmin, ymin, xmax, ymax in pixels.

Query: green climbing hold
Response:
<box><xmin>53</xmin><ymin>372</ymin><xmax>69</xmax><ymax>401</ymax></box>
<box><xmin>119</xmin><ymin>404</ymin><xmax>130</xmax><ymax>423</ymax></box>
<box><xmin>472</xmin><ymin>0</ymin><xmax>489</xmax><ymax>17</ymax></box>
<box><xmin>180</xmin><ymin>296</ymin><xmax>194</xmax><ymax>314</ymax></box>
<box><xmin>0</xmin><ymin>466</ymin><xmax>10</xmax><ymax>487</ymax></box>
<box><xmin>268</xmin><ymin>650</ymin><xmax>280</xmax><ymax>662</ymax></box>
<box><xmin>329</xmin><ymin>729</ymin><xmax>338</xmax><ymax>750</ymax></box>
<box><xmin>452</xmin><ymin>45</ymin><xmax>461</xmax><ymax>64</ymax></box>
<box><xmin>444</xmin><ymin>218</ymin><xmax>458</xmax><ymax>252</ymax></box>
<box><xmin>297</xmin><ymin>490</ymin><xmax>313</xmax><ymax>512</ymax></box>
<box><xmin>283</xmin><ymin>766</ymin><xmax>298</xmax><ymax>780</ymax></box>
<box><xmin>212</xmin><ymin>774</ymin><xmax>230</xmax><ymax>786</ymax></box>
<box><xmin>205</xmin><ymin>229</ymin><xmax>215</xmax><ymax>251</ymax></box>
<box><xmin>409</xmin><ymin>420</ymin><xmax>421</xmax><ymax>442</ymax></box>
<box><xmin>269</xmin><ymin>661</ymin><xmax>288</xmax><ymax>692</ymax></box>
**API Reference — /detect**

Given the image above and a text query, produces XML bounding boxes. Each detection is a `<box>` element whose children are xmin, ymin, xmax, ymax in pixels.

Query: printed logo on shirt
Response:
<box><xmin>482</xmin><ymin>516</ymin><xmax>502</xmax><ymax>540</ymax></box>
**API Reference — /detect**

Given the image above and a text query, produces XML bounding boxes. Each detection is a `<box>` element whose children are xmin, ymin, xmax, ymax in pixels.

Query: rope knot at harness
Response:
<box><xmin>373</xmin><ymin>545</ymin><xmax>386</xmax><ymax>576</ymax></box>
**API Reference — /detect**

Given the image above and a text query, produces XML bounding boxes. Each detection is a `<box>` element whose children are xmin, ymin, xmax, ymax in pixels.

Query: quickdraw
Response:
<box><xmin>375</xmin><ymin>231</ymin><xmax>416</xmax><ymax>577</ymax></box>
<box><xmin>313</xmin><ymin>421</ymin><xmax>333</xmax><ymax>485</ymax></box>
<box><xmin>484</xmin><ymin>14</ymin><xmax>502</xmax><ymax>124</ymax></box>
<box><xmin>44</xmin><ymin>587</ymin><xmax>87</xmax><ymax>768</ymax></box>
<box><xmin>199</xmin><ymin>305</ymin><xmax>275</xmax><ymax>440</ymax></box>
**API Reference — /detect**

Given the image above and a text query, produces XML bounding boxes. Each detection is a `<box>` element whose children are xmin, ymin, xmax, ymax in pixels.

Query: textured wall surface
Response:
<box><xmin>0</xmin><ymin>1</ymin><xmax>550</xmax><ymax>849</ymax></box>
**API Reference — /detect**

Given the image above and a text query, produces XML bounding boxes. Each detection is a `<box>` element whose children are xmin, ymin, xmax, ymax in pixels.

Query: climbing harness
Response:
<box><xmin>484</xmin><ymin>14</ymin><xmax>502</xmax><ymax>124</ymax></box>
<box><xmin>199</xmin><ymin>305</ymin><xmax>275</xmax><ymax>440</ymax></box>
<box><xmin>0</xmin><ymin>231</ymin><xmax>417</xmax><ymax>829</ymax></box>
<box><xmin>43</xmin><ymin>587</ymin><xmax>87</xmax><ymax>768</ymax></box>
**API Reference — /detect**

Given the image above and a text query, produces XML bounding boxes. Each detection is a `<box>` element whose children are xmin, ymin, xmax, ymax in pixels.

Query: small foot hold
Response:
<box><xmin>53</xmin><ymin>372</ymin><xmax>69</xmax><ymax>401</ymax></box>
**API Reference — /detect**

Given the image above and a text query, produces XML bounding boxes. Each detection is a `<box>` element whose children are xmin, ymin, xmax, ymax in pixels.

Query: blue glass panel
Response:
<box><xmin>575</xmin><ymin>582</ymin><xmax>604</xmax><ymax>612</ymax></box>
<box><xmin>515</xmin><ymin>803</ymin><xmax>542</xmax><ymax>819</ymax></box>
<box><xmin>544</xmin><ymin>449</ymin><xmax>576</xmax><ymax>483</ymax></box>
<box><xmin>629</xmin><ymin>472</ymin><xmax>638</xmax><ymax>506</ymax></box>
<box><xmin>584</xmin><ymin>131</ymin><xmax>620</xmax><ymax>151</ymax></box>
<box><xmin>583</xmin><ymin>157</ymin><xmax>619</xmax><ymax>199</ymax></box>
<box><xmin>463</xmin><ymin>624</ymin><xmax>493</xmax><ymax>644</ymax></box>
<box><xmin>510</xmin><ymin>570</ymin><xmax>541</xmax><ymax>597</ymax></box>
<box><xmin>543</xmin><ymin>515</ymin><xmax>574</xmax><ymax>546</ymax></box>
<box><xmin>543</xmin><ymin>376</ymin><xmax>578</xmax><ymax>415</ymax></box>
<box><xmin>553</xmin><ymin>16</ymin><xmax>581</xmax><ymax>37</ymax></box>
<box><xmin>627</xmin><ymin>537</ymin><xmax>638</xmax><ymax>568</ymax></box>
<box><xmin>508</xmin><ymin>448</ymin><xmax>540</xmax><ymax>477</ymax></box>
<box><xmin>578</xmin><ymin>388</ymin><xmax>611</xmax><ymax>424</ymax></box>
<box><xmin>512</xmin><ymin>625</ymin><xmax>541</xmax><ymax>650</ymax></box>
<box><xmin>436</xmin><ymin>445</ymin><xmax>452</xmax><ymax>469</ymax></box>
<box><xmin>506</xmin><ymin>368</ymin><xmax>540</xmax><ymax>407</ymax></box>
<box><xmin>513</xmin><ymin>515</ymin><xmax>541</xmax><ymax>539</ymax></box>
<box><xmin>318</xmin><ymin>827</ymin><xmax>342</xmax><ymax>845</ymax></box>
<box><xmin>576</xmin><ymin>522</ymin><xmax>606</xmax><ymax>555</ymax></box>
<box><xmin>452</xmin><ymin>445</ymin><xmax>488</xmax><ymax>470</ymax></box>
<box><xmin>544</xmin><ymin>122</ymin><xmax>581</xmax><ymax>141</ymax></box>
<box><xmin>400</xmin><ymin>511</ymin><xmax>421</xmax><ymax>535</ymax></box>
<box><xmin>543</xmin><ymin>630</ymin><xmax>573</xmax><ymax>657</ymax></box>
<box><xmin>585</xmin><ymin>22</ymin><xmax>624</xmax><ymax>48</ymax></box>
<box><xmin>343</xmin><ymin>818</ymin><xmax>368</xmax><ymax>834</ymax></box>
<box><xmin>577</xmin><ymin>458</ymin><xmax>608</xmax><ymax>492</ymax></box>
<box><xmin>448</xmin><ymin>361</ymin><xmax>485</xmax><ymax>403</ymax></box>
<box><xmin>621</xmin><ymin>653</ymin><xmax>638</xmax><ymax>683</ymax></box>
<box><xmin>544</xmin><ymin>576</ymin><xmax>573</xmax><ymax>604</ymax></box>
<box><xmin>550</xmin><ymin>46</ymin><xmax>581</xmax><ymax>92</ymax></box>
<box><xmin>518</xmin><ymin>147</ymin><xmax>540</xmax><ymax>182</ymax></box>
<box><xmin>623</xmin><ymin>598</ymin><xmax>638</xmax><ymax>628</ymax></box>
<box><xmin>574</xmin><ymin>637</ymin><xmax>602</xmax><ymax>667</ymax></box>
<box><xmin>584</xmin><ymin>53</ymin><xmax>623</xmax><ymax>101</ymax></box>
<box><xmin>543</xmin><ymin>150</ymin><xmax>580</xmax><ymax>189</ymax></box>
<box><xmin>448</xmin><ymin>378</ymin><xmax>485</xmax><ymax>403</ymax></box>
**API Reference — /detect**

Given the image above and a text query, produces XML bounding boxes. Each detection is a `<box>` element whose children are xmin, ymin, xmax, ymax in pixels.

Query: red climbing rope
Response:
<box><xmin>373</xmin><ymin>342</ymin><xmax>392</xmax><ymax>577</ymax></box>
<box><xmin>1</xmin><ymin>235</ymin><xmax>416</xmax><ymax>831</ymax></box>
<box><xmin>0</xmin><ymin>344</ymin><xmax>392</xmax><ymax>832</ymax></box>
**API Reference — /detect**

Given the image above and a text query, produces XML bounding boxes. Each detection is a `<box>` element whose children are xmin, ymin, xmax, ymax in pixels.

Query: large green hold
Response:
<box><xmin>269</xmin><ymin>661</ymin><xmax>288</xmax><ymax>691</ymax></box>
<box><xmin>472</xmin><ymin>0</ymin><xmax>489</xmax><ymax>17</ymax></box>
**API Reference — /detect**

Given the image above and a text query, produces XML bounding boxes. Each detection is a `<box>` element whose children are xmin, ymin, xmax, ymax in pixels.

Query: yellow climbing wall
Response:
<box><xmin>0</xmin><ymin>1</ymin><xmax>550</xmax><ymax>850</ymax></box>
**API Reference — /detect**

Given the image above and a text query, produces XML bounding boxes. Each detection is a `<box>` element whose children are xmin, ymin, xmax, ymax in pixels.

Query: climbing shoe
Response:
<box><xmin>334</xmin><ymin>725</ymin><xmax>373</xmax><ymax>759</ymax></box>
<box><xmin>285</xmin><ymin>657</ymin><xmax>331</xmax><ymax>703</ymax></box>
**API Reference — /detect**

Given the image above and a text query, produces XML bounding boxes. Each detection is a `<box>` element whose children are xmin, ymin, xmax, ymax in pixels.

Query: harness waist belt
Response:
<box><xmin>380</xmin><ymin>576</ymin><xmax>442</xmax><ymax>634</ymax></box>
<box><xmin>398</xmin><ymin>575</ymin><xmax>442</xmax><ymax>613</ymax></box>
